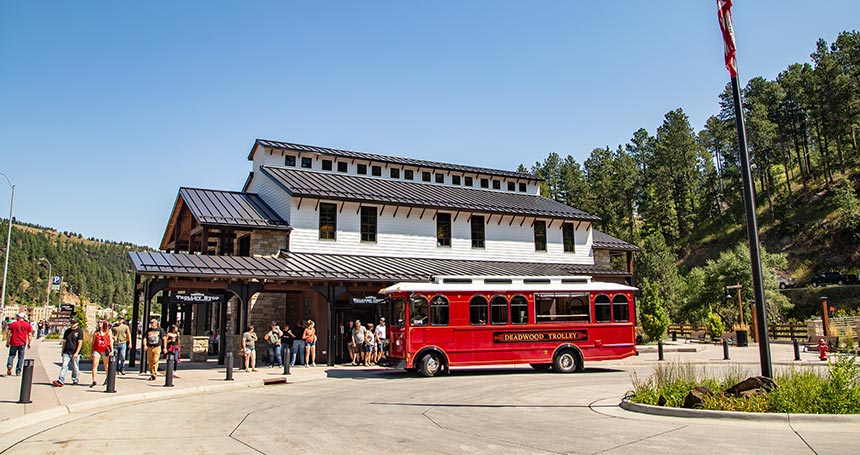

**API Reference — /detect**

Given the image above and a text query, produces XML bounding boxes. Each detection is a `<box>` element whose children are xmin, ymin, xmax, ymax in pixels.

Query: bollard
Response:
<box><xmin>283</xmin><ymin>346</ymin><xmax>291</xmax><ymax>375</ymax></box>
<box><xmin>671</xmin><ymin>331</ymin><xmax>677</xmax><ymax>342</ymax></box>
<box><xmin>225</xmin><ymin>351</ymin><xmax>234</xmax><ymax>381</ymax></box>
<box><xmin>106</xmin><ymin>355</ymin><xmax>117</xmax><ymax>393</ymax></box>
<box><xmin>18</xmin><ymin>359</ymin><xmax>34</xmax><ymax>404</ymax></box>
<box><xmin>164</xmin><ymin>352</ymin><xmax>175</xmax><ymax>387</ymax></box>
<box><xmin>657</xmin><ymin>340</ymin><xmax>664</xmax><ymax>361</ymax></box>
<box><xmin>723</xmin><ymin>339</ymin><xmax>730</xmax><ymax>360</ymax></box>
<box><xmin>793</xmin><ymin>338</ymin><xmax>801</xmax><ymax>361</ymax></box>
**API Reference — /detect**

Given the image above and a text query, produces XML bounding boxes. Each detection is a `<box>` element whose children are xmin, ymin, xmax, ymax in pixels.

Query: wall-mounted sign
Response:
<box><xmin>169</xmin><ymin>292</ymin><xmax>224</xmax><ymax>304</ymax></box>
<box><xmin>60</xmin><ymin>303</ymin><xmax>75</xmax><ymax>313</ymax></box>
<box><xmin>351</xmin><ymin>296</ymin><xmax>385</xmax><ymax>305</ymax></box>
<box><xmin>492</xmin><ymin>330</ymin><xmax>588</xmax><ymax>344</ymax></box>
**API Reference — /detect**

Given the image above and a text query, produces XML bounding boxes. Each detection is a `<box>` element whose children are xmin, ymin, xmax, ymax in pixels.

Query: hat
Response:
<box><xmin>16</xmin><ymin>312</ymin><xmax>25</xmax><ymax>319</ymax></box>
<box><xmin>379</xmin><ymin>317</ymin><xmax>385</xmax><ymax>321</ymax></box>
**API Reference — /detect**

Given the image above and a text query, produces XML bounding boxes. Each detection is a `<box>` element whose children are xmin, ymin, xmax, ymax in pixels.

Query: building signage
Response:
<box><xmin>351</xmin><ymin>296</ymin><xmax>385</xmax><ymax>305</ymax></box>
<box><xmin>60</xmin><ymin>303</ymin><xmax>75</xmax><ymax>313</ymax></box>
<box><xmin>170</xmin><ymin>292</ymin><xmax>224</xmax><ymax>304</ymax></box>
<box><xmin>492</xmin><ymin>330</ymin><xmax>588</xmax><ymax>344</ymax></box>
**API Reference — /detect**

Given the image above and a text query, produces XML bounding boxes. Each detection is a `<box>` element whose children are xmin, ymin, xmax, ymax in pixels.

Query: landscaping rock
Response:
<box><xmin>683</xmin><ymin>386</ymin><xmax>714</xmax><ymax>409</ymax></box>
<box><xmin>657</xmin><ymin>395</ymin><xmax>667</xmax><ymax>406</ymax></box>
<box><xmin>724</xmin><ymin>376</ymin><xmax>777</xmax><ymax>397</ymax></box>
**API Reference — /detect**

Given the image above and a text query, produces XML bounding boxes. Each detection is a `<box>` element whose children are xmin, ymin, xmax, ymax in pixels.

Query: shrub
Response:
<box><xmin>705</xmin><ymin>312</ymin><xmax>725</xmax><ymax>340</ymax></box>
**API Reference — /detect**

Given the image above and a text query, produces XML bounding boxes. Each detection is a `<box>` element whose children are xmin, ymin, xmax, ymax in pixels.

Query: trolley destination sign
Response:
<box><xmin>492</xmin><ymin>330</ymin><xmax>588</xmax><ymax>344</ymax></box>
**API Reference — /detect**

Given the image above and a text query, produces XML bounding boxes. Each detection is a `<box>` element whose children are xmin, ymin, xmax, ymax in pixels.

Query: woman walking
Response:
<box><xmin>303</xmin><ymin>320</ymin><xmax>317</xmax><ymax>367</ymax></box>
<box><xmin>364</xmin><ymin>322</ymin><xmax>377</xmax><ymax>366</ymax></box>
<box><xmin>166</xmin><ymin>324</ymin><xmax>181</xmax><ymax>379</ymax></box>
<box><xmin>90</xmin><ymin>320</ymin><xmax>113</xmax><ymax>388</ymax></box>
<box><xmin>242</xmin><ymin>325</ymin><xmax>258</xmax><ymax>372</ymax></box>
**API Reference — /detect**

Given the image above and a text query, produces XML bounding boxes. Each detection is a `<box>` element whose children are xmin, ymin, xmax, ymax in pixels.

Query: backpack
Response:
<box><xmin>93</xmin><ymin>332</ymin><xmax>109</xmax><ymax>352</ymax></box>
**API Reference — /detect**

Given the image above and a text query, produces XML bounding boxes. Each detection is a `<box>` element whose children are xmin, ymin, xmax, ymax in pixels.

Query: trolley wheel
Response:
<box><xmin>418</xmin><ymin>352</ymin><xmax>443</xmax><ymax>377</ymax></box>
<box><xmin>529</xmin><ymin>363</ymin><xmax>551</xmax><ymax>371</ymax></box>
<box><xmin>553</xmin><ymin>350</ymin><xmax>582</xmax><ymax>374</ymax></box>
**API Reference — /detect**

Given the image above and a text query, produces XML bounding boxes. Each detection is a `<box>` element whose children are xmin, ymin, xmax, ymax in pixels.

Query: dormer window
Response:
<box><xmin>518</xmin><ymin>182</ymin><xmax>527</xmax><ymax>192</ymax></box>
<box><xmin>480</xmin><ymin>178</ymin><xmax>489</xmax><ymax>188</ymax></box>
<box><xmin>371</xmin><ymin>165</ymin><xmax>382</xmax><ymax>176</ymax></box>
<box><xmin>507</xmin><ymin>182</ymin><xmax>515</xmax><ymax>191</ymax></box>
<box><xmin>390</xmin><ymin>168</ymin><xmax>400</xmax><ymax>179</ymax></box>
<box><xmin>285</xmin><ymin>155</ymin><xmax>296</xmax><ymax>167</ymax></box>
<box><xmin>357</xmin><ymin>164</ymin><xmax>368</xmax><ymax>175</ymax></box>
<box><xmin>322</xmin><ymin>160</ymin><xmax>333</xmax><ymax>171</ymax></box>
<box><xmin>301</xmin><ymin>157</ymin><xmax>313</xmax><ymax>169</ymax></box>
<box><xmin>452</xmin><ymin>175</ymin><xmax>461</xmax><ymax>185</ymax></box>
<box><xmin>404</xmin><ymin>169</ymin><xmax>414</xmax><ymax>180</ymax></box>
<box><xmin>422</xmin><ymin>172</ymin><xmax>431</xmax><ymax>182</ymax></box>
<box><xmin>492</xmin><ymin>180</ymin><xmax>501</xmax><ymax>190</ymax></box>
<box><xmin>465</xmin><ymin>176</ymin><xmax>473</xmax><ymax>187</ymax></box>
<box><xmin>337</xmin><ymin>162</ymin><xmax>348</xmax><ymax>173</ymax></box>
<box><xmin>435</xmin><ymin>173</ymin><xmax>444</xmax><ymax>184</ymax></box>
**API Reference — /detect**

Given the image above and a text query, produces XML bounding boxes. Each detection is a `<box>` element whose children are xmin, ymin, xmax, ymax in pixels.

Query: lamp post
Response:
<box><xmin>39</xmin><ymin>258</ymin><xmax>52</xmax><ymax>324</ymax></box>
<box><xmin>0</xmin><ymin>172</ymin><xmax>14</xmax><ymax>322</ymax></box>
<box><xmin>725</xmin><ymin>284</ymin><xmax>744</xmax><ymax>327</ymax></box>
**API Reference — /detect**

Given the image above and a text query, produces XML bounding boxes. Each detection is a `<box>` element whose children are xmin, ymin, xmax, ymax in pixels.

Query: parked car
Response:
<box><xmin>778</xmin><ymin>277</ymin><xmax>797</xmax><ymax>289</ymax></box>
<box><xmin>810</xmin><ymin>271</ymin><xmax>858</xmax><ymax>287</ymax></box>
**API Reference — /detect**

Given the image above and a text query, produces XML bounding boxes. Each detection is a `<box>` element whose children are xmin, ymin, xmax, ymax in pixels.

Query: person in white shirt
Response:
<box><xmin>374</xmin><ymin>318</ymin><xmax>387</xmax><ymax>363</ymax></box>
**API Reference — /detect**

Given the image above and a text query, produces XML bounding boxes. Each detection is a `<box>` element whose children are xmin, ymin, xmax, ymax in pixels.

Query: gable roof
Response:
<box><xmin>250</xmin><ymin>139</ymin><xmax>538</xmax><ymax>181</ymax></box>
<box><xmin>259</xmin><ymin>166</ymin><xmax>599</xmax><ymax>221</ymax></box>
<box><xmin>592</xmin><ymin>230</ymin><xmax>640</xmax><ymax>251</ymax></box>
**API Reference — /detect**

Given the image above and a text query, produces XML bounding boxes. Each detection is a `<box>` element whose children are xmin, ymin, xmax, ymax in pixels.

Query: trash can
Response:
<box><xmin>736</xmin><ymin>330</ymin><xmax>748</xmax><ymax>347</ymax></box>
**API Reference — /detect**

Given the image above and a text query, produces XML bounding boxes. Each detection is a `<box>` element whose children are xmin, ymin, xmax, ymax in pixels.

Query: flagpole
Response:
<box><xmin>729</xmin><ymin>74</ymin><xmax>772</xmax><ymax>378</ymax></box>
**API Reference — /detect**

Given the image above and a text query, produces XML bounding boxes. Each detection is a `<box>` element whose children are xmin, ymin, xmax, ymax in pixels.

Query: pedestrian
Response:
<box><xmin>6</xmin><ymin>313</ymin><xmax>32</xmax><ymax>376</ymax></box>
<box><xmin>166</xmin><ymin>324</ymin><xmax>181</xmax><ymax>379</ymax></box>
<box><xmin>374</xmin><ymin>317</ymin><xmax>387</xmax><ymax>363</ymax></box>
<box><xmin>144</xmin><ymin>319</ymin><xmax>166</xmax><ymax>380</ymax></box>
<box><xmin>303</xmin><ymin>320</ymin><xmax>317</xmax><ymax>367</ymax></box>
<box><xmin>280</xmin><ymin>324</ymin><xmax>296</xmax><ymax>364</ymax></box>
<box><xmin>350</xmin><ymin>319</ymin><xmax>366</xmax><ymax>366</ymax></box>
<box><xmin>52</xmin><ymin>320</ymin><xmax>83</xmax><ymax>387</ymax></box>
<box><xmin>90</xmin><ymin>319</ymin><xmax>113</xmax><ymax>387</ymax></box>
<box><xmin>290</xmin><ymin>320</ymin><xmax>306</xmax><ymax>366</ymax></box>
<box><xmin>264</xmin><ymin>322</ymin><xmax>283</xmax><ymax>367</ymax></box>
<box><xmin>111</xmin><ymin>316</ymin><xmax>131</xmax><ymax>375</ymax></box>
<box><xmin>242</xmin><ymin>325</ymin><xmax>258</xmax><ymax>371</ymax></box>
<box><xmin>364</xmin><ymin>322</ymin><xmax>377</xmax><ymax>366</ymax></box>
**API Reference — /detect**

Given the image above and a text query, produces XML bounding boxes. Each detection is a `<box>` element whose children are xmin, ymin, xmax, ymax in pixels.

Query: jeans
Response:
<box><xmin>7</xmin><ymin>345</ymin><xmax>25</xmax><ymax>375</ymax></box>
<box><xmin>58</xmin><ymin>352</ymin><xmax>80</xmax><ymax>384</ymax></box>
<box><xmin>114</xmin><ymin>342</ymin><xmax>128</xmax><ymax>372</ymax></box>
<box><xmin>291</xmin><ymin>339</ymin><xmax>305</xmax><ymax>365</ymax></box>
<box><xmin>267</xmin><ymin>344</ymin><xmax>282</xmax><ymax>366</ymax></box>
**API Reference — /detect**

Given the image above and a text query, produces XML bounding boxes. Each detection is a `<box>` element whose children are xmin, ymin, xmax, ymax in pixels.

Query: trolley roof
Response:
<box><xmin>379</xmin><ymin>276</ymin><xmax>638</xmax><ymax>294</ymax></box>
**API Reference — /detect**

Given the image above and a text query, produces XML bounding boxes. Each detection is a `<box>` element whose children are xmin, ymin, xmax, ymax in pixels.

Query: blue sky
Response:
<box><xmin>1</xmin><ymin>1</ymin><xmax>858</xmax><ymax>248</ymax></box>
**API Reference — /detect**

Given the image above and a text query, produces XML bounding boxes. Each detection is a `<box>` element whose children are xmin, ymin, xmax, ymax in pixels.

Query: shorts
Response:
<box><xmin>92</xmin><ymin>350</ymin><xmax>109</xmax><ymax>359</ymax></box>
<box><xmin>244</xmin><ymin>347</ymin><xmax>255</xmax><ymax>355</ymax></box>
<box><xmin>365</xmin><ymin>344</ymin><xmax>375</xmax><ymax>353</ymax></box>
<box><xmin>306</xmin><ymin>341</ymin><xmax>316</xmax><ymax>347</ymax></box>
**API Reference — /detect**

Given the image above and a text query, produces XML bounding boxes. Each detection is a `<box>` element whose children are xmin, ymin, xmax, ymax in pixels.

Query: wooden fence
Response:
<box><xmin>667</xmin><ymin>323</ymin><xmax>808</xmax><ymax>340</ymax></box>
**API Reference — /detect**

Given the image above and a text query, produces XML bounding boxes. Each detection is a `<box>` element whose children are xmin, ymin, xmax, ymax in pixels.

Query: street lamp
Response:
<box><xmin>0</xmin><ymin>172</ymin><xmax>14</xmax><ymax>322</ymax></box>
<box><xmin>39</xmin><ymin>257</ymin><xmax>52</xmax><ymax>325</ymax></box>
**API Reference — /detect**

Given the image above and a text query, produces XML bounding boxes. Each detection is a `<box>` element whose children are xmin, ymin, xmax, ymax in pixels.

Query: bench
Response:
<box><xmin>713</xmin><ymin>332</ymin><xmax>734</xmax><ymax>345</ymax></box>
<box><xmin>802</xmin><ymin>336</ymin><xmax>839</xmax><ymax>352</ymax></box>
<box><xmin>685</xmin><ymin>330</ymin><xmax>707</xmax><ymax>343</ymax></box>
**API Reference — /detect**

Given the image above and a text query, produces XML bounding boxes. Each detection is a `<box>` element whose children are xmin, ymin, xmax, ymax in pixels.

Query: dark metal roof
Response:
<box><xmin>129</xmin><ymin>251</ymin><xmax>629</xmax><ymax>282</ymax></box>
<box><xmin>178</xmin><ymin>188</ymin><xmax>291</xmax><ymax>230</ymax></box>
<box><xmin>260</xmin><ymin>166</ymin><xmax>599</xmax><ymax>221</ymax></box>
<box><xmin>592</xmin><ymin>230</ymin><xmax>640</xmax><ymax>251</ymax></box>
<box><xmin>251</xmin><ymin>139</ymin><xmax>538</xmax><ymax>181</ymax></box>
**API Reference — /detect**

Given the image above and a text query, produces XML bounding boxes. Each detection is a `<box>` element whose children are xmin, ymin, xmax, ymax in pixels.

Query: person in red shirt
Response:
<box><xmin>6</xmin><ymin>313</ymin><xmax>32</xmax><ymax>376</ymax></box>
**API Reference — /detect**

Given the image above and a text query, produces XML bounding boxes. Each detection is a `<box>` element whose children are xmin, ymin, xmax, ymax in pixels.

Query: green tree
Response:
<box><xmin>638</xmin><ymin>278</ymin><xmax>670</xmax><ymax>342</ymax></box>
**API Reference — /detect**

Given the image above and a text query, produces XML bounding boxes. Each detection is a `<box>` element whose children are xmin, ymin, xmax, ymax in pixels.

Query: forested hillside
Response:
<box><xmin>0</xmin><ymin>218</ymin><xmax>152</xmax><ymax>312</ymax></box>
<box><xmin>522</xmin><ymin>30</ymin><xmax>860</xmax><ymax>325</ymax></box>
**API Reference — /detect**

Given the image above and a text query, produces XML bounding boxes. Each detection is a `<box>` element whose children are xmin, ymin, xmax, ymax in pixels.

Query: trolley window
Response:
<box><xmin>430</xmin><ymin>295</ymin><xmax>449</xmax><ymax>326</ymax></box>
<box><xmin>410</xmin><ymin>295</ymin><xmax>429</xmax><ymax>326</ymax></box>
<box><xmin>612</xmin><ymin>294</ymin><xmax>630</xmax><ymax>322</ymax></box>
<box><xmin>490</xmin><ymin>295</ymin><xmax>508</xmax><ymax>325</ymax></box>
<box><xmin>595</xmin><ymin>294</ymin><xmax>612</xmax><ymax>323</ymax></box>
<box><xmin>391</xmin><ymin>297</ymin><xmax>406</xmax><ymax>327</ymax></box>
<box><xmin>510</xmin><ymin>295</ymin><xmax>528</xmax><ymax>324</ymax></box>
<box><xmin>470</xmin><ymin>295</ymin><xmax>488</xmax><ymax>325</ymax></box>
<box><xmin>535</xmin><ymin>293</ymin><xmax>590</xmax><ymax>322</ymax></box>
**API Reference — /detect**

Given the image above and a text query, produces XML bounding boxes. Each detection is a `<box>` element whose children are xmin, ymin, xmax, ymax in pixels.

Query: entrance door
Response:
<box><xmin>335</xmin><ymin>305</ymin><xmax>382</xmax><ymax>364</ymax></box>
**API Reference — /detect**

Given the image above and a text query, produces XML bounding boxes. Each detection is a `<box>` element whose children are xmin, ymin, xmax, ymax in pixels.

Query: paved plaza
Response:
<box><xmin>0</xmin><ymin>339</ymin><xmax>857</xmax><ymax>454</ymax></box>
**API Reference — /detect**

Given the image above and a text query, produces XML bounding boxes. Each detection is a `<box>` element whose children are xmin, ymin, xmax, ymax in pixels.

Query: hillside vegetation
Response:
<box><xmin>0</xmin><ymin>218</ymin><xmax>152</xmax><ymax>312</ymax></box>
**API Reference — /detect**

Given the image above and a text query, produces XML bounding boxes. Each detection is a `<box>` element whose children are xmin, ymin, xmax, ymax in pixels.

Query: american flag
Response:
<box><xmin>717</xmin><ymin>0</ymin><xmax>737</xmax><ymax>77</ymax></box>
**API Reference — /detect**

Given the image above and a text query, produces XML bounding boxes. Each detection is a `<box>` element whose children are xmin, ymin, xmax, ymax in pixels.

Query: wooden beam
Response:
<box><xmin>339</xmin><ymin>202</ymin><xmax>345</xmax><ymax>213</ymax></box>
<box><xmin>520</xmin><ymin>217</ymin><xmax>526</xmax><ymax>227</ymax></box>
<box><xmin>356</xmin><ymin>203</ymin><xmax>363</xmax><ymax>215</ymax></box>
<box><xmin>419</xmin><ymin>208</ymin><xmax>427</xmax><ymax>220</ymax></box>
<box><xmin>509</xmin><ymin>216</ymin><xmax>515</xmax><ymax>227</ymax></box>
<box><xmin>453</xmin><ymin>211</ymin><xmax>461</xmax><ymax>222</ymax></box>
<box><xmin>406</xmin><ymin>207</ymin><xmax>413</xmax><ymax>219</ymax></box>
<box><xmin>576</xmin><ymin>220</ymin><xmax>582</xmax><ymax>230</ymax></box>
<box><xmin>297</xmin><ymin>197</ymin><xmax>304</xmax><ymax>211</ymax></box>
<box><xmin>498</xmin><ymin>215</ymin><xmax>504</xmax><ymax>226</ymax></box>
<box><xmin>392</xmin><ymin>206</ymin><xmax>400</xmax><ymax>218</ymax></box>
<box><xmin>379</xmin><ymin>205</ymin><xmax>386</xmax><ymax>217</ymax></box>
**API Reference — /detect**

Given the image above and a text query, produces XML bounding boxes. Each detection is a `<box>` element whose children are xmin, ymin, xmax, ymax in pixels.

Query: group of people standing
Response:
<box><xmin>348</xmin><ymin>317</ymin><xmax>387</xmax><ymax>366</ymax></box>
<box><xmin>247</xmin><ymin>319</ymin><xmax>319</xmax><ymax>370</ymax></box>
<box><xmin>51</xmin><ymin>316</ymin><xmax>136</xmax><ymax>387</ymax></box>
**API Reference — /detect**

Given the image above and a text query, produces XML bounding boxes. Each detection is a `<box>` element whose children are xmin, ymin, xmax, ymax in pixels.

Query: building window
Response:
<box><xmin>390</xmin><ymin>168</ymin><xmax>400</xmax><ymax>179</ymax></box>
<box><xmin>430</xmin><ymin>295</ymin><xmax>449</xmax><ymax>326</ymax></box>
<box><xmin>507</xmin><ymin>182</ymin><xmax>515</xmax><ymax>191</ymax></box>
<box><xmin>492</xmin><ymin>180</ymin><xmax>501</xmax><ymax>190</ymax></box>
<box><xmin>337</xmin><ymin>162</ymin><xmax>348</xmax><ymax>173</ymax></box>
<box><xmin>465</xmin><ymin>176</ymin><xmax>473</xmax><ymax>187</ymax></box>
<box><xmin>595</xmin><ymin>294</ymin><xmax>612</xmax><ymax>323</ymax></box>
<box><xmin>452</xmin><ymin>175</ymin><xmax>461</xmax><ymax>185</ymax></box>
<box><xmin>490</xmin><ymin>295</ymin><xmax>508</xmax><ymax>325</ymax></box>
<box><xmin>322</xmin><ymin>160</ymin><xmax>333</xmax><ymax>171</ymax></box>
<box><xmin>536</xmin><ymin>293</ymin><xmax>590</xmax><ymax>322</ymax></box>
<box><xmin>360</xmin><ymin>206</ymin><xmax>377</xmax><ymax>242</ymax></box>
<box><xmin>318</xmin><ymin>203</ymin><xmax>337</xmax><ymax>240</ymax></box>
<box><xmin>435</xmin><ymin>173</ymin><xmax>444</xmax><ymax>184</ymax></box>
<box><xmin>285</xmin><ymin>155</ymin><xmax>296</xmax><ymax>167</ymax></box>
<box><xmin>422</xmin><ymin>171</ymin><xmax>431</xmax><ymax>182</ymax></box>
<box><xmin>563</xmin><ymin>223</ymin><xmax>575</xmax><ymax>253</ymax></box>
<box><xmin>470</xmin><ymin>215</ymin><xmax>485</xmax><ymax>248</ymax></box>
<box><xmin>519</xmin><ymin>182</ymin><xmax>527</xmax><ymax>192</ymax></box>
<box><xmin>357</xmin><ymin>164</ymin><xmax>367</xmax><ymax>175</ymax></box>
<box><xmin>470</xmin><ymin>295</ymin><xmax>488</xmax><ymax>325</ymax></box>
<box><xmin>371</xmin><ymin>165</ymin><xmax>382</xmax><ymax>176</ymax></box>
<box><xmin>480</xmin><ymin>178</ymin><xmax>489</xmax><ymax>188</ymax></box>
<box><xmin>410</xmin><ymin>295</ymin><xmax>429</xmax><ymax>326</ymax></box>
<box><xmin>436</xmin><ymin>212</ymin><xmax>451</xmax><ymax>247</ymax></box>
<box><xmin>301</xmin><ymin>157</ymin><xmax>313</xmax><ymax>169</ymax></box>
<box><xmin>613</xmin><ymin>294</ymin><xmax>630</xmax><ymax>322</ymax></box>
<box><xmin>404</xmin><ymin>169</ymin><xmax>414</xmax><ymax>180</ymax></box>
<box><xmin>510</xmin><ymin>295</ymin><xmax>528</xmax><ymax>324</ymax></box>
<box><xmin>534</xmin><ymin>220</ymin><xmax>547</xmax><ymax>251</ymax></box>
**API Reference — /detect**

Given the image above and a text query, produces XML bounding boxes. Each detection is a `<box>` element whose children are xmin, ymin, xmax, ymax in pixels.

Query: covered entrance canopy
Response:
<box><xmin>128</xmin><ymin>251</ymin><xmax>630</xmax><ymax>367</ymax></box>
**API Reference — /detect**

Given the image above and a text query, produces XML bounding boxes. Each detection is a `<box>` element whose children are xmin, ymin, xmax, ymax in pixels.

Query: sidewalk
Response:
<box><xmin>0</xmin><ymin>339</ymin><xmax>329</xmax><ymax>434</ymax></box>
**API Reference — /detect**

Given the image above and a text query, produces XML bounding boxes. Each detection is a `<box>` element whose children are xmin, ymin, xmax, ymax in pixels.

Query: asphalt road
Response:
<box><xmin>1</xmin><ymin>364</ymin><xmax>858</xmax><ymax>454</ymax></box>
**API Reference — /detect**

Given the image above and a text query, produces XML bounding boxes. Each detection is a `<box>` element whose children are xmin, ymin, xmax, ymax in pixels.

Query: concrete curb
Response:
<box><xmin>619</xmin><ymin>398</ymin><xmax>860</xmax><ymax>423</ymax></box>
<box><xmin>0</xmin><ymin>379</ymin><xmax>271</xmax><ymax>436</ymax></box>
